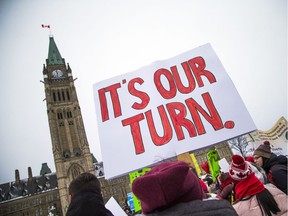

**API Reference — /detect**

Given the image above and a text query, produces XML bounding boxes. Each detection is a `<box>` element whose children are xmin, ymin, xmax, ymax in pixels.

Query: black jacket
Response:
<box><xmin>146</xmin><ymin>199</ymin><xmax>238</xmax><ymax>216</ymax></box>
<box><xmin>66</xmin><ymin>188</ymin><xmax>114</xmax><ymax>216</ymax></box>
<box><xmin>263</xmin><ymin>153</ymin><xmax>287</xmax><ymax>194</ymax></box>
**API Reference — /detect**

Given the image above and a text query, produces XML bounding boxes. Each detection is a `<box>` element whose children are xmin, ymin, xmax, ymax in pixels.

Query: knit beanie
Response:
<box><xmin>132</xmin><ymin>161</ymin><xmax>203</xmax><ymax>214</ymax></box>
<box><xmin>253</xmin><ymin>141</ymin><xmax>272</xmax><ymax>158</ymax></box>
<box><xmin>229</xmin><ymin>155</ymin><xmax>252</xmax><ymax>183</ymax></box>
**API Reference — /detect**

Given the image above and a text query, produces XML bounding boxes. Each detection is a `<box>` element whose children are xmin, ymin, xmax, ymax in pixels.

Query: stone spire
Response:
<box><xmin>40</xmin><ymin>163</ymin><xmax>52</xmax><ymax>175</ymax></box>
<box><xmin>28</xmin><ymin>167</ymin><xmax>33</xmax><ymax>182</ymax></box>
<box><xmin>15</xmin><ymin>169</ymin><xmax>20</xmax><ymax>185</ymax></box>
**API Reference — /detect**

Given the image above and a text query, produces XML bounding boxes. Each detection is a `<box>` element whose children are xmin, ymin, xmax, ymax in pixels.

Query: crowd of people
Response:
<box><xmin>66</xmin><ymin>140</ymin><xmax>287</xmax><ymax>216</ymax></box>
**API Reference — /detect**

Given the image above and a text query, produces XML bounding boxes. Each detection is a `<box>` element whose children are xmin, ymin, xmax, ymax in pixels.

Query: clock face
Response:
<box><xmin>52</xmin><ymin>69</ymin><xmax>63</xmax><ymax>78</ymax></box>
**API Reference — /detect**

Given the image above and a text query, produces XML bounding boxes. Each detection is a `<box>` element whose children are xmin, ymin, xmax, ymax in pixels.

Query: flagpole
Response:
<box><xmin>41</xmin><ymin>24</ymin><xmax>52</xmax><ymax>37</ymax></box>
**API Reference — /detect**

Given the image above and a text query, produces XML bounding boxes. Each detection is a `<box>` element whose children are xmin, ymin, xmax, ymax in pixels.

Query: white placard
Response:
<box><xmin>219</xmin><ymin>158</ymin><xmax>230</xmax><ymax>173</ymax></box>
<box><xmin>93</xmin><ymin>43</ymin><xmax>256</xmax><ymax>179</ymax></box>
<box><xmin>105</xmin><ymin>197</ymin><xmax>127</xmax><ymax>216</ymax></box>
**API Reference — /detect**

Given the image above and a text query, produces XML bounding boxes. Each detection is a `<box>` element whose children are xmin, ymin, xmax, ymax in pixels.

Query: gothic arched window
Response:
<box><xmin>71</xmin><ymin>165</ymin><xmax>81</xmax><ymax>179</ymax></box>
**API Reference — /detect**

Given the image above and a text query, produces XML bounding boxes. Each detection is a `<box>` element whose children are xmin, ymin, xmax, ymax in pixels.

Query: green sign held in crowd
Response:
<box><xmin>129</xmin><ymin>168</ymin><xmax>151</xmax><ymax>213</ymax></box>
<box><xmin>207</xmin><ymin>148</ymin><xmax>220</xmax><ymax>182</ymax></box>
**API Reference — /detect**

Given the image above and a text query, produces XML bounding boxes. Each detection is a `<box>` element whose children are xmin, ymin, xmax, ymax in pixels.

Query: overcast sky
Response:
<box><xmin>0</xmin><ymin>0</ymin><xmax>286</xmax><ymax>184</ymax></box>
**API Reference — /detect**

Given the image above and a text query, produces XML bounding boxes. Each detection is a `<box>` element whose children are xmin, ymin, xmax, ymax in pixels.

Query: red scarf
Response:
<box><xmin>234</xmin><ymin>172</ymin><xmax>265</xmax><ymax>200</ymax></box>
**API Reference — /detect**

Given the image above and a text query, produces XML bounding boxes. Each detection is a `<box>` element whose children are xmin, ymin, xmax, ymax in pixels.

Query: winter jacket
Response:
<box><xmin>262</xmin><ymin>153</ymin><xmax>287</xmax><ymax>194</ymax></box>
<box><xmin>233</xmin><ymin>185</ymin><xmax>287</xmax><ymax>216</ymax></box>
<box><xmin>143</xmin><ymin>199</ymin><xmax>238</xmax><ymax>216</ymax></box>
<box><xmin>66</xmin><ymin>188</ymin><xmax>113</xmax><ymax>216</ymax></box>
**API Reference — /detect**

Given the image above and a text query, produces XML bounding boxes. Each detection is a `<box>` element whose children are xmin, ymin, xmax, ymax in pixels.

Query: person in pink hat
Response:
<box><xmin>229</xmin><ymin>154</ymin><xmax>287</xmax><ymax>216</ymax></box>
<box><xmin>132</xmin><ymin>160</ymin><xmax>238</xmax><ymax>216</ymax></box>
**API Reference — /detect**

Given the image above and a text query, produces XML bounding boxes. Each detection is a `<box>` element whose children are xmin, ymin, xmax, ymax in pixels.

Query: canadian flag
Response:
<box><xmin>41</xmin><ymin>24</ymin><xmax>50</xmax><ymax>28</ymax></box>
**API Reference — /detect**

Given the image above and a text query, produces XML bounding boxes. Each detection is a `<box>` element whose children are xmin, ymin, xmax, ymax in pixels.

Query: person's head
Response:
<box><xmin>253</xmin><ymin>141</ymin><xmax>271</xmax><ymax>167</ymax></box>
<box><xmin>203</xmin><ymin>174</ymin><xmax>213</xmax><ymax>186</ymax></box>
<box><xmin>228</xmin><ymin>154</ymin><xmax>252</xmax><ymax>184</ymax></box>
<box><xmin>247</xmin><ymin>161</ymin><xmax>268</xmax><ymax>184</ymax></box>
<box><xmin>218</xmin><ymin>172</ymin><xmax>233</xmax><ymax>189</ymax></box>
<box><xmin>132</xmin><ymin>161</ymin><xmax>203</xmax><ymax>214</ymax></box>
<box><xmin>68</xmin><ymin>172</ymin><xmax>101</xmax><ymax>201</ymax></box>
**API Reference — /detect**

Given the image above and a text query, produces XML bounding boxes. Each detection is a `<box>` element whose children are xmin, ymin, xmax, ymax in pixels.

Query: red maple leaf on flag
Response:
<box><xmin>41</xmin><ymin>24</ymin><xmax>50</xmax><ymax>28</ymax></box>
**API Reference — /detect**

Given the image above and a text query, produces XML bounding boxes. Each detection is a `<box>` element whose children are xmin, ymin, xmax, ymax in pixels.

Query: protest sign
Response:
<box><xmin>105</xmin><ymin>197</ymin><xmax>127</xmax><ymax>216</ymax></box>
<box><xmin>207</xmin><ymin>148</ymin><xmax>220</xmax><ymax>181</ymax></box>
<box><xmin>246</xmin><ymin>116</ymin><xmax>287</xmax><ymax>156</ymax></box>
<box><xmin>129</xmin><ymin>168</ymin><xmax>151</xmax><ymax>212</ymax></box>
<box><xmin>93</xmin><ymin>43</ymin><xmax>256</xmax><ymax>179</ymax></box>
<box><xmin>219</xmin><ymin>158</ymin><xmax>230</xmax><ymax>173</ymax></box>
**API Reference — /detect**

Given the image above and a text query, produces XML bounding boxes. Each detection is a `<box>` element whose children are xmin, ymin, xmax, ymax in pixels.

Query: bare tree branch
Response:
<box><xmin>228</xmin><ymin>135</ymin><xmax>249</xmax><ymax>157</ymax></box>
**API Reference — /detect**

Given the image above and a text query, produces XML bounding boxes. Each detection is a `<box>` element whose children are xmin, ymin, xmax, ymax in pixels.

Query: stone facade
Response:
<box><xmin>0</xmin><ymin>164</ymin><xmax>132</xmax><ymax>216</ymax></box>
<box><xmin>0</xmin><ymin>189</ymin><xmax>60</xmax><ymax>216</ymax></box>
<box><xmin>43</xmin><ymin>36</ymin><xmax>96</xmax><ymax>214</ymax></box>
<box><xmin>0</xmin><ymin>167</ymin><xmax>61</xmax><ymax>216</ymax></box>
<box><xmin>99</xmin><ymin>175</ymin><xmax>132</xmax><ymax>206</ymax></box>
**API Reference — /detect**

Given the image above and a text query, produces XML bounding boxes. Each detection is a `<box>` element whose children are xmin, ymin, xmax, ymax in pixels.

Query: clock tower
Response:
<box><xmin>42</xmin><ymin>36</ymin><xmax>95</xmax><ymax>214</ymax></box>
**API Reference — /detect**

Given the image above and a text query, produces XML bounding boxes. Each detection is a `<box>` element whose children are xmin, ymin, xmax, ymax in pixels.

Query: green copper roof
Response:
<box><xmin>47</xmin><ymin>36</ymin><xmax>64</xmax><ymax>65</ymax></box>
<box><xmin>40</xmin><ymin>162</ymin><xmax>52</xmax><ymax>175</ymax></box>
